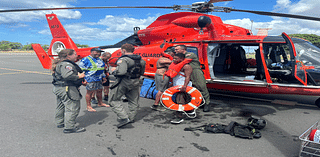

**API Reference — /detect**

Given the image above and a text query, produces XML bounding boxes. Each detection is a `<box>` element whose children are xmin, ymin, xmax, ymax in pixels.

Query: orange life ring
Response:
<box><xmin>161</xmin><ymin>85</ymin><xmax>203</xmax><ymax>111</ymax></box>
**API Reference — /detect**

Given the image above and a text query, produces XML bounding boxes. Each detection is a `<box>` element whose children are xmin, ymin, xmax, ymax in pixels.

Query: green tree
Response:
<box><xmin>0</xmin><ymin>44</ymin><xmax>10</xmax><ymax>50</ymax></box>
<box><xmin>289</xmin><ymin>34</ymin><xmax>320</xmax><ymax>48</ymax></box>
<box><xmin>42</xmin><ymin>44</ymin><xmax>49</xmax><ymax>51</ymax></box>
<box><xmin>76</xmin><ymin>44</ymin><xmax>89</xmax><ymax>48</ymax></box>
<box><xmin>9</xmin><ymin>42</ymin><xmax>23</xmax><ymax>49</ymax></box>
<box><xmin>22</xmin><ymin>44</ymin><xmax>33</xmax><ymax>50</ymax></box>
<box><xmin>0</xmin><ymin>41</ymin><xmax>10</xmax><ymax>45</ymax></box>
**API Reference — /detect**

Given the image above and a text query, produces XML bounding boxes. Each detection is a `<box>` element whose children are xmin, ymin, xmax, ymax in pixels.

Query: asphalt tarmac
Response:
<box><xmin>1</xmin><ymin>53</ymin><xmax>319</xmax><ymax>157</ymax></box>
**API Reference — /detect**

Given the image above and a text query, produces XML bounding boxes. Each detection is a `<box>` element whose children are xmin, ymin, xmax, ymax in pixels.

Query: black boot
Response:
<box><xmin>117</xmin><ymin>118</ymin><xmax>131</xmax><ymax>128</ymax></box>
<box><xmin>63</xmin><ymin>127</ymin><xmax>86</xmax><ymax>133</ymax></box>
<box><xmin>203</xmin><ymin>104</ymin><xmax>210</xmax><ymax>112</ymax></box>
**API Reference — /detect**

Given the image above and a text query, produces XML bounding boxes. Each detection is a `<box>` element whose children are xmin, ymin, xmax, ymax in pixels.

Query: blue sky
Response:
<box><xmin>1</xmin><ymin>0</ymin><xmax>320</xmax><ymax>47</ymax></box>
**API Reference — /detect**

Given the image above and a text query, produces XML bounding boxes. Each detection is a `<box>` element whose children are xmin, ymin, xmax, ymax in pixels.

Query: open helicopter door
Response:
<box><xmin>282</xmin><ymin>33</ymin><xmax>307</xmax><ymax>85</ymax></box>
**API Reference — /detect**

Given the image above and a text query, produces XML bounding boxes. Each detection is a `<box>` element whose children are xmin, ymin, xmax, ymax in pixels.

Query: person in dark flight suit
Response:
<box><xmin>52</xmin><ymin>49</ymin><xmax>86</xmax><ymax>133</ymax></box>
<box><xmin>109</xmin><ymin>43</ymin><xmax>146</xmax><ymax>128</ymax></box>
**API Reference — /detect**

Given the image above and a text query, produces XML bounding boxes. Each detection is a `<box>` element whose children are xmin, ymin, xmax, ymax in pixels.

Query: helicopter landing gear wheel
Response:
<box><xmin>315</xmin><ymin>98</ymin><xmax>320</xmax><ymax>108</ymax></box>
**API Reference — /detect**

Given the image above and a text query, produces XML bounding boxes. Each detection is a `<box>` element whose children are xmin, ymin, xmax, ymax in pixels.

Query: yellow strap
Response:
<box><xmin>84</xmin><ymin>56</ymin><xmax>105</xmax><ymax>71</ymax></box>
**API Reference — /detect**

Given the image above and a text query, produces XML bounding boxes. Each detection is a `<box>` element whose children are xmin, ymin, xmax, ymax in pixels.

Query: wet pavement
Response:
<box><xmin>1</xmin><ymin>53</ymin><xmax>319</xmax><ymax>157</ymax></box>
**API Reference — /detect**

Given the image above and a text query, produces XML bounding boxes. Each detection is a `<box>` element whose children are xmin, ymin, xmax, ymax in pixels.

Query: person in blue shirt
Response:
<box><xmin>79</xmin><ymin>48</ymin><xmax>110</xmax><ymax>112</ymax></box>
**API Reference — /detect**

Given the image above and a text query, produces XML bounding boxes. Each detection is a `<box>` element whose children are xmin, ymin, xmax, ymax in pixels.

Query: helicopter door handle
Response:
<box><xmin>216</xmin><ymin>49</ymin><xmax>220</xmax><ymax>57</ymax></box>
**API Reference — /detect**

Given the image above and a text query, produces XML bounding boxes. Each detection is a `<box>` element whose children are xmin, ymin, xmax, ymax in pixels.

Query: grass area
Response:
<box><xmin>0</xmin><ymin>50</ymin><xmax>35</xmax><ymax>53</ymax></box>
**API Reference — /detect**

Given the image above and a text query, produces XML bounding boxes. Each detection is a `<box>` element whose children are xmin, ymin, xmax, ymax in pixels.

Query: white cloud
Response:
<box><xmin>274</xmin><ymin>0</ymin><xmax>291</xmax><ymax>11</ymax></box>
<box><xmin>225</xmin><ymin>0</ymin><xmax>320</xmax><ymax>36</ymax></box>
<box><xmin>39</xmin><ymin>15</ymin><xmax>159</xmax><ymax>42</ymax></box>
<box><xmin>0</xmin><ymin>0</ymin><xmax>81</xmax><ymax>24</ymax></box>
<box><xmin>1</xmin><ymin>0</ymin><xmax>158</xmax><ymax>42</ymax></box>
<box><xmin>97</xmin><ymin>15</ymin><xmax>158</xmax><ymax>32</ymax></box>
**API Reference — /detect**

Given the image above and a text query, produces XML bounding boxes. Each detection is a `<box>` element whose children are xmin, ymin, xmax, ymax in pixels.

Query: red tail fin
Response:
<box><xmin>46</xmin><ymin>14</ymin><xmax>78</xmax><ymax>55</ymax></box>
<box><xmin>32</xmin><ymin>44</ymin><xmax>52</xmax><ymax>69</ymax></box>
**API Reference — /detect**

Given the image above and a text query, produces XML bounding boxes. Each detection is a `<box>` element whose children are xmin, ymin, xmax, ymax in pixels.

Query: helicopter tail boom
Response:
<box><xmin>32</xmin><ymin>44</ymin><xmax>52</xmax><ymax>69</ymax></box>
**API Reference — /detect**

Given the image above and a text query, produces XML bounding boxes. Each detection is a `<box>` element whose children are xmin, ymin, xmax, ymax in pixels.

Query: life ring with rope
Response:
<box><xmin>161</xmin><ymin>85</ymin><xmax>203</xmax><ymax>112</ymax></box>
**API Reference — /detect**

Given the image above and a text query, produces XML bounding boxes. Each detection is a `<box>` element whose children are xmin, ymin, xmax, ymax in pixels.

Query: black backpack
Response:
<box><xmin>184</xmin><ymin>121</ymin><xmax>261</xmax><ymax>139</ymax></box>
<box><xmin>119</xmin><ymin>55</ymin><xmax>142</xmax><ymax>79</ymax></box>
<box><xmin>226</xmin><ymin>121</ymin><xmax>261</xmax><ymax>139</ymax></box>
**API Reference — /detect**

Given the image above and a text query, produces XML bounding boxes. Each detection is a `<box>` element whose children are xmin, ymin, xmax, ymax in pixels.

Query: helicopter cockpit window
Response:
<box><xmin>294</xmin><ymin>40</ymin><xmax>320</xmax><ymax>68</ymax></box>
<box><xmin>186</xmin><ymin>47</ymin><xmax>198</xmax><ymax>56</ymax></box>
<box><xmin>293</xmin><ymin>40</ymin><xmax>320</xmax><ymax>84</ymax></box>
<box><xmin>167</xmin><ymin>46</ymin><xmax>198</xmax><ymax>56</ymax></box>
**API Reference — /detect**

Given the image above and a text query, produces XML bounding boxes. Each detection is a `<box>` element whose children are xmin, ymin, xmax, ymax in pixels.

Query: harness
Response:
<box><xmin>110</xmin><ymin>54</ymin><xmax>142</xmax><ymax>90</ymax></box>
<box><xmin>117</xmin><ymin>54</ymin><xmax>142</xmax><ymax>79</ymax></box>
<box><xmin>52</xmin><ymin>60</ymin><xmax>84</xmax><ymax>87</ymax></box>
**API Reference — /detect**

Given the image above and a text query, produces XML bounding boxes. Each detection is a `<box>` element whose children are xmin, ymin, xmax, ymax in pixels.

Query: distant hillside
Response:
<box><xmin>289</xmin><ymin>34</ymin><xmax>320</xmax><ymax>48</ymax></box>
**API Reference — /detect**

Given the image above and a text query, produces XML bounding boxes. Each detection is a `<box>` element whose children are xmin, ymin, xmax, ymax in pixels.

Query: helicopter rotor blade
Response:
<box><xmin>227</xmin><ymin>8</ymin><xmax>320</xmax><ymax>21</ymax></box>
<box><xmin>1</xmin><ymin>3</ymin><xmax>320</xmax><ymax>22</ymax></box>
<box><xmin>0</xmin><ymin>6</ymin><xmax>180</xmax><ymax>13</ymax></box>
<box><xmin>208</xmin><ymin>0</ymin><xmax>233</xmax><ymax>4</ymax></box>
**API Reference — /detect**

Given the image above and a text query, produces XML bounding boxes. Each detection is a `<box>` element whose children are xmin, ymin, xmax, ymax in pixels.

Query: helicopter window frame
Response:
<box><xmin>186</xmin><ymin>47</ymin><xmax>198</xmax><ymax>56</ymax></box>
<box><xmin>166</xmin><ymin>46</ymin><xmax>199</xmax><ymax>56</ymax></box>
<box><xmin>208</xmin><ymin>43</ymin><xmax>263</xmax><ymax>80</ymax></box>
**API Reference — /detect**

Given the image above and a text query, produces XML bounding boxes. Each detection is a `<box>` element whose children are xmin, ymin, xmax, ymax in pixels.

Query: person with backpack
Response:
<box><xmin>109</xmin><ymin>43</ymin><xmax>146</xmax><ymax>128</ymax></box>
<box><xmin>52</xmin><ymin>49</ymin><xmax>86</xmax><ymax>133</ymax></box>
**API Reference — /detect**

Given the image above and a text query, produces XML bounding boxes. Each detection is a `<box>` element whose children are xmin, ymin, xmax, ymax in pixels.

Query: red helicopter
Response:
<box><xmin>4</xmin><ymin>0</ymin><xmax>320</xmax><ymax>107</ymax></box>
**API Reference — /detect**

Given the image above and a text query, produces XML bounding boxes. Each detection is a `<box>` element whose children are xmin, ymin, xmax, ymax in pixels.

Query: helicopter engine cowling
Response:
<box><xmin>171</xmin><ymin>15</ymin><xmax>217</xmax><ymax>38</ymax></box>
<box><xmin>172</xmin><ymin>15</ymin><xmax>205</xmax><ymax>28</ymax></box>
<box><xmin>172</xmin><ymin>15</ymin><xmax>212</xmax><ymax>29</ymax></box>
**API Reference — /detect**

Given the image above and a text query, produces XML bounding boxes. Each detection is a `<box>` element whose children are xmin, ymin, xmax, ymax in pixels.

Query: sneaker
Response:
<box><xmin>150</xmin><ymin>105</ymin><xmax>166</xmax><ymax>111</ymax></box>
<box><xmin>91</xmin><ymin>98</ymin><xmax>98</xmax><ymax>104</ymax></box>
<box><xmin>203</xmin><ymin>104</ymin><xmax>210</xmax><ymax>112</ymax></box>
<box><xmin>63</xmin><ymin>127</ymin><xmax>86</xmax><ymax>134</ymax></box>
<box><xmin>117</xmin><ymin>118</ymin><xmax>131</xmax><ymax>128</ymax></box>
<box><xmin>170</xmin><ymin>117</ymin><xmax>184</xmax><ymax>124</ymax></box>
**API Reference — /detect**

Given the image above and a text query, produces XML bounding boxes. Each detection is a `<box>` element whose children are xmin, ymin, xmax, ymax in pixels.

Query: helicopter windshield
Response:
<box><xmin>294</xmin><ymin>39</ymin><xmax>320</xmax><ymax>68</ymax></box>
